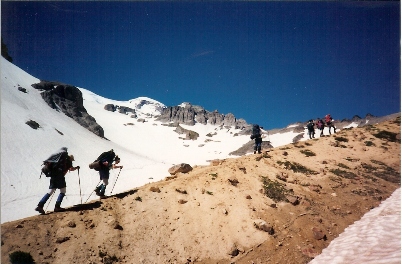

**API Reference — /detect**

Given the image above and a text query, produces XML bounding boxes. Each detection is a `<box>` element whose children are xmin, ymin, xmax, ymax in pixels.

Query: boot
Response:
<box><xmin>54</xmin><ymin>193</ymin><xmax>66</xmax><ymax>212</ymax></box>
<box><xmin>99</xmin><ymin>184</ymin><xmax>106</xmax><ymax>198</ymax></box>
<box><xmin>95</xmin><ymin>185</ymin><xmax>101</xmax><ymax>196</ymax></box>
<box><xmin>35</xmin><ymin>202</ymin><xmax>45</xmax><ymax>214</ymax></box>
<box><xmin>54</xmin><ymin>202</ymin><xmax>65</xmax><ymax>212</ymax></box>
<box><xmin>35</xmin><ymin>193</ymin><xmax>50</xmax><ymax>214</ymax></box>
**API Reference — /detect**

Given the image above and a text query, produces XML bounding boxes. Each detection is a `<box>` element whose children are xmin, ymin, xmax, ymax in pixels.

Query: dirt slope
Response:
<box><xmin>1</xmin><ymin>117</ymin><xmax>400</xmax><ymax>264</ymax></box>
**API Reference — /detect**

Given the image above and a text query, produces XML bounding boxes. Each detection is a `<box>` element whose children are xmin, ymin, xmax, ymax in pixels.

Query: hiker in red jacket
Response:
<box><xmin>315</xmin><ymin>118</ymin><xmax>325</xmax><ymax>137</ymax></box>
<box><xmin>325</xmin><ymin>114</ymin><xmax>336</xmax><ymax>135</ymax></box>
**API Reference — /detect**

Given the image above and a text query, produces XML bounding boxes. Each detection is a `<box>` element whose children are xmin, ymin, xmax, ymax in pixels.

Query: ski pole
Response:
<box><xmin>39</xmin><ymin>171</ymin><xmax>43</xmax><ymax>179</ymax></box>
<box><xmin>44</xmin><ymin>192</ymin><xmax>55</xmax><ymax>212</ymax></box>
<box><xmin>77</xmin><ymin>168</ymin><xmax>82</xmax><ymax>204</ymax></box>
<box><xmin>110</xmin><ymin>168</ymin><xmax>122</xmax><ymax>195</ymax></box>
<box><xmin>85</xmin><ymin>180</ymin><xmax>102</xmax><ymax>203</ymax></box>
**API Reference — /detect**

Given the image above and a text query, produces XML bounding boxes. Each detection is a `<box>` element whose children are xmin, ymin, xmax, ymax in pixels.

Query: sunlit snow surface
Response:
<box><xmin>310</xmin><ymin>188</ymin><xmax>401</xmax><ymax>264</ymax></box>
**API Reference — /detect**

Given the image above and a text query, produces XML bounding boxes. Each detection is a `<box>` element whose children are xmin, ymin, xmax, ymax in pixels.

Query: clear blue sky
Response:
<box><xmin>2</xmin><ymin>1</ymin><xmax>400</xmax><ymax>129</ymax></box>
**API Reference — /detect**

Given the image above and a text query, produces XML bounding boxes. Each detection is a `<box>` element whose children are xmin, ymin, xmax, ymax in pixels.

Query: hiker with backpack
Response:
<box><xmin>35</xmin><ymin>147</ymin><xmax>80</xmax><ymax>213</ymax></box>
<box><xmin>250</xmin><ymin>124</ymin><xmax>266</xmax><ymax>154</ymax></box>
<box><xmin>325</xmin><ymin>114</ymin><xmax>336</xmax><ymax>135</ymax></box>
<box><xmin>315</xmin><ymin>118</ymin><xmax>325</xmax><ymax>137</ymax></box>
<box><xmin>90</xmin><ymin>149</ymin><xmax>123</xmax><ymax>198</ymax></box>
<box><xmin>306</xmin><ymin>120</ymin><xmax>315</xmax><ymax>139</ymax></box>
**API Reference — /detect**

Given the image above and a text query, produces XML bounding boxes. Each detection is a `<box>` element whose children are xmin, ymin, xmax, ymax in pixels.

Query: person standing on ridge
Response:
<box><xmin>93</xmin><ymin>150</ymin><xmax>123</xmax><ymax>198</ymax></box>
<box><xmin>315</xmin><ymin>118</ymin><xmax>325</xmax><ymax>137</ymax></box>
<box><xmin>35</xmin><ymin>147</ymin><xmax>80</xmax><ymax>213</ymax></box>
<box><xmin>306</xmin><ymin>119</ymin><xmax>315</xmax><ymax>139</ymax></box>
<box><xmin>325</xmin><ymin>114</ymin><xmax>336</xmax><ymax>135</ymax></box>
<box><xmin>250</xmin><ymin>124</ymin><xmax>267</xmax><ymax>154</ymax></box>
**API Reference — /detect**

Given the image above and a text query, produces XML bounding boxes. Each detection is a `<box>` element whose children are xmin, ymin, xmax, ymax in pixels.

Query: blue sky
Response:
<box><xmin>2</xmin><ymin>1</ymin><xmax>400</xmax><ymax>129</ymax></box>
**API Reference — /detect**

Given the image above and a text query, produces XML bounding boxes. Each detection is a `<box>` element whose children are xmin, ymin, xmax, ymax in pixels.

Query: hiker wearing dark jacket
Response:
<box><xmin>35</xmin><ymin>147</ymin><xmax>79</xmax><ymax>213</ymax></box>
<box><xmin>306</xmin><ymin>120</ymin><xmax>315</xmax><ymax>139</ymax></box>
<box><xmin>94</xmin><ymin>150</ymin><xmax>123</xmax><ymax>198</ymax></box>
<box><xmin>251</xmin><ymin>124</ymin><xmax>267</xmax><ymax>154</ymax></box>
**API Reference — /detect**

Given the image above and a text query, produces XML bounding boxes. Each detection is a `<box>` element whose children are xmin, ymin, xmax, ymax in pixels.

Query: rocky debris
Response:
<box><xmin>32</xmin><ymin>81</ymin><xmax>104</xmax><ymax>137</ymax></box>
<box><xmin>66</xmin><ymin>221</ymin><xmax>76</xmax><ymax>228</ymax></box>
<box><xmin>312</xmin><ymin>227</ymin><xmax>326</xmax><ymax>240</ymax></box>
<box><xmin>210</xmin><ymin>159</ymin><xmax>221</xmax><ymax>166</ymax></box>
<box><xmin>149</xmin><ymin>187</ymin><xmax>161</xmax><ymax>193</ymax></box>
<box><xmin>55</xmin><ymin>236</ymin><xmax>70</xmax><ymax>244</ymax></box>
<box><xmin>178</xmin><ymin>199</ymin><xmax>188</xmax><ymax>204</ymax></box>
<box><xmin>228</xmin><ymin>244</ymin><xmax>240</xmax><ymax>257</ymax></box>
<box><xmin>18</xmin><ymin>86</ymin><xmax>27</xmax><ymax>93</ymax></box>
<box><xmin>168</xmin><ymin>163</ymin><xmax>193</xmax><ymax>175</ymax></box>
<box><xmin>301</xmin><ymin>245</ymin><xmax>319</xmax><ymax>258</ymax></box>
<box><xmin>228</xmin><ymin>177</ymin><xmax>239</xmax><ymax>186</ymax></box>
<box><xmin>276</xmin><ymin>172</ymin><xmax>288</xmax><ymax>182</ymax></box>
<box><xmin>286</xmin><ymin>195</ymin><xmax>300</xmax><ymax>205</ymax></box>
<box><xmin>253</xmin><ymin>220</ymin><xmax>275</xmax><ymax>235</ymax></box>
<box><xmin>26</xmin><ymin>120</ymin><xmax>40</xmax><ymax>129</ymax></box>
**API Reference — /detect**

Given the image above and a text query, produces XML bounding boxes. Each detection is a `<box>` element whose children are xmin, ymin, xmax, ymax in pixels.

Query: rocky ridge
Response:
<box><xmin>31</xmin><ymin>81</ymin><xmax>104</xmax><ymax>137</ymax></box>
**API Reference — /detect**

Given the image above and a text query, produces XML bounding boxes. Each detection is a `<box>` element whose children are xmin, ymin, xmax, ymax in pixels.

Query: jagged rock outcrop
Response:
<box><xmin>104</xmin><ymin>104</ymin><xmax>136</xmax><ymax>115</ymax></box>
<box><xmin>156</xmin><ymin>103</ymin><xmax>248</xmax><ymax>128</ymax></box>
<box><xmin>175</xmin><ymin>125</ymin><xmax>199</xmax><ymax>140</ymax></box>
<box><xmin>31</xmin><ymin>81</ymin><xmax>104</xmax><ymax>137</ymax></box>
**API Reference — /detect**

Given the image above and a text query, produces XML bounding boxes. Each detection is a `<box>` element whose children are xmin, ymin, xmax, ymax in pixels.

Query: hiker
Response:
<box><xmin>306</xmin><ymin>120</ymin><xmax>315</xmax><ymax>139</ymax></box>
<box><xmin>93</xmin><ymin>150</ymin><xmax>123</xmax><ymax>198</ymax></box>
<box><xmin>35</xmin><ymin>147</ymin><xmax>79</xmax><ymax>213</ymax></box>
<box><xmin>250</xmin><ymin>124</ymin><xmax>266</xmax><ymax>154</ymax></box>
<box><xmin>315</xmin><ymin>118</ymin><xmax>325</xmax><ymax>137</ymax></box>
<box><xmin>325</xmin><ymin>114</ymin><xmax>336</xmax><ymax>135</ymax></box>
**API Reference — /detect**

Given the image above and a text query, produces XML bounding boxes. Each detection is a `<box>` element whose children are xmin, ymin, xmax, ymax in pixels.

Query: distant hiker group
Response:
<box><xmin>306</xmin><ymin>114</ymin><xmax>336</xmax><ymax>139</ymax></box>
<box><xmin>250</xmin><ymin>114</ymin><xmax>336</xmax><ymax>154</ymax></box>
<box><xmin>35</xmin><ymin>148</ymin><xmax>123</xmax><ymax>214</ymax></box>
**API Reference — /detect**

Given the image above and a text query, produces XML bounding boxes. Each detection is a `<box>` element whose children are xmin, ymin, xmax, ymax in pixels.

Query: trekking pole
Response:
<box><xmin>77</xmin><ymin>168</ymin><xmax>82</xmax><ymax>204</ymax></box>
<box><xmin>39</xmin><ymin>171</ymin><xmax>43</xmax><ymax>179</ymax></box>
<box><xmin>110</xmin><ymin>168</ymin><xmax>122</xmax><ymax>195</ymax></box>
<box><xmin>85</xmin><ymin>180</ymin><xmax>102</xmax><ymax>203</ymax></box>
<box><xmin>44</xmin><ymin>192</ymin><xmax>55</xmax><ymax>212</ymax></box>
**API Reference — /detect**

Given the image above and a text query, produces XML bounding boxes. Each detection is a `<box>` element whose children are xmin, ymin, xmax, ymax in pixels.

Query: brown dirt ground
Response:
<box><xmin>1</xmin><ymin>117</ymin><xmax>400</xmax><ymax>264</ymax></box>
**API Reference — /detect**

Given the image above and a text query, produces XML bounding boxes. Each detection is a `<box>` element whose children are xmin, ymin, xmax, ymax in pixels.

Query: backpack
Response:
<box><xmin>41</xmin><ymin>152</ymin><xmax>68</xmax><ymax>177</ymax></box>
<box><xmin>317</xmin><ymin>120</ymin><xmax>324</xmax><ymax>129</ymax></box>
<box><xmin>307</xmin><ymin>122</ymin><xmax>314</xmax><ymax>130</ymax></box>
<box><xmin>89</xmin><ymin>150</ymin><xmax>115</xmax><ymax>171</ymax></box>
<box><xmin>250</xmin><ymin>124</ymin><xmax>261</xmax><ymax>139</ymax></box>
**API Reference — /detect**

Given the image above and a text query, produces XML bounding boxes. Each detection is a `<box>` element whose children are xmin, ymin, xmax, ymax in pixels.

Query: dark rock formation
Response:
<box><xmin>175</xmin><ymin>125</ymin><xmax>199</xmax><ymax>140</ymax></box>
<box><xmin>156</xmin><ymin>103</ymin><xmax>248</xmax><ymax>128</ymax></box>
<box><xmin>104</xmin><ymin>104</ymin><xmax>117</xmax><ymax>112</ymax></box>
<box><xmin>31</xmin><ymin>81</ymin><xmax>104</xmax><ymax>137</ymax></box>
<box><xmin>229</xmin><ymin>140</ymin><xmax>273</xmax><ymax>156</ymax></box>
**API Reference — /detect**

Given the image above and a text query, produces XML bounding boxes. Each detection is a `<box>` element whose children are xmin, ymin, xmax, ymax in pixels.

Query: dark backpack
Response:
<box><xmin>250</xmin><ymin>124</ymin><xmax>261</xmax><ymax>139</ymax></box>
<box><xmin>89</xmin><ymin>150</ymin><xmax>115</xmax><ymax>171</ymax></box>
<box><xmin>41</xmin><ymin>152</ymin><xmax>68</xmax><ymax>177</ymax></box>
<box><xmin>307</xmin><ymin>122</ymin><xmax>314</xmax><ymax>130</ymax></box>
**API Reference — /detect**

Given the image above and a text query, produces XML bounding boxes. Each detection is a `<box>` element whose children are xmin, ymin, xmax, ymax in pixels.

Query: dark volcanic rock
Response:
<box><xmin>156</xmin><ymin>103</ymin><xmax>248</xmax><ymax>128</ymax></box>
<box><xmin>32</xmin><ymin>81</ymin><xmax>104</xmax><ymax>137</ymax></box>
